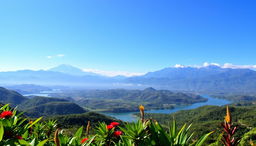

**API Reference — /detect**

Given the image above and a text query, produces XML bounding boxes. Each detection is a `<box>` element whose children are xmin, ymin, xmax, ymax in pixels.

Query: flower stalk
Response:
<box><xmin>221</xmin><ymin>106</ymin><xmax>240</xmax><ymax>146</ymax></box>
<box><xmin>86</xmin><ymin>121</ymin><xmax>91</xmax><ymax>137</ymax></box>
<box><xmin>139</xmin><ymin>105</ymin><xmax>145</xmax><ymax>122</ymax></box>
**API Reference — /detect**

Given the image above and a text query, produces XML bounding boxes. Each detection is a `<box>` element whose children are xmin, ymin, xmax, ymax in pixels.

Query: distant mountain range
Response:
<box><xmin>127</xmin><ymin>65</ymin><xmax>256</xmax><ymax>93</ymax></box>
<box><xmin>1</xmin><ymin>64</ymin><xmax>256</xmax><ymax>93</ymax></box>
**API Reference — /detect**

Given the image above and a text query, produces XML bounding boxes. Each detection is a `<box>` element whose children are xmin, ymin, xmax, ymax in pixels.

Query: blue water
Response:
<box><xmin>103</xmin><ymin>95</ymin><xmax>231</xmax><ymax>122</ymax></box>
<box><xmin>23</xmin><ymin>90</ymin><xmax>61</xmax><ymax>97</ymax></box>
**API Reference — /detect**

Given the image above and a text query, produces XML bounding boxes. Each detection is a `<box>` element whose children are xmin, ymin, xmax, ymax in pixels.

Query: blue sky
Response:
<box><xmin>0</xmin><ymin>0</ymin><xmax>256</xmax><ymax>75</ymax></box>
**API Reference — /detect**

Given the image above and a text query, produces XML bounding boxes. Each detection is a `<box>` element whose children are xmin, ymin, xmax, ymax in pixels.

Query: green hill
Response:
<box><xmin>0</xmin><ymin>87</ymin><xmax>28</xmax><ymax>106</ymax></box>
<box><xmin>24</xmin><ymin>102</ymin><xmax>87</xmax><ymax>117</ymax></box>
<box><xmin>47</xmin><ymin>112</ymin><xmax>119</xmax><ymax>129</ymax></box>
<box><xmin>18</xmin><ymin>96</ymin><xmax>69</xmax><ymax>110</ymax></box>
<box><xmin>142</xmin><ymin>105</ymin><xmax>256</xmax><ymax>144</ymax></box>
<box><xmin>52</xmin><ymin>88</ymin><xmax>207</xmax><ymax>112</ymax></box>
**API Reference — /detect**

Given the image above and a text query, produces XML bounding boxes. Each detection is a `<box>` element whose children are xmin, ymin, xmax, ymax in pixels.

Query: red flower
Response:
<box><xmin>113</xmin><ymin>131</ymin><xmax>122</xmax><ymax>137</ymax></box>
<box><xmin>0</xmin><ymin>111</ymin><xmax>13</xmax><ymax>119</ymax></box>
<box><xmin>106</xmin><ymin>124</ymin><xmax>114</xmax><ymax>130</ymax></box>
<box><xmin>81</xmin><ymin>138</ymin><xmax>89</xmax><ymax>144</ymax></box>
<box><xmin>110</xmin><ymin>122</ymin><xmax>120</xmax><ymax>127</ymax></box>
<box><xmin>16</xmin><ymin>136</ymin><xmax>23</xmax><ymax>140</ymax></box>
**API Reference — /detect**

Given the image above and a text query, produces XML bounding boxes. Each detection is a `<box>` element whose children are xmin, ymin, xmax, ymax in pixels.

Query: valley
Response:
<box><xmin>1</xmin><ymin>64</ymin><xmax>256</xmax><ymax>145</ymax></box>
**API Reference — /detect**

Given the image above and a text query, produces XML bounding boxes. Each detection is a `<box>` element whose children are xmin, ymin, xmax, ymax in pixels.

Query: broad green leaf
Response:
<box><xmin>19</xmin><ymin>139</ymin><xmax>31</xmax><ymax>145</ymax></box>
<box><xmin>68</xmin><ymin>137</ymin><xmax>77</xmax><ymax>145</ymax></box>
<box><xmin>83</xmin><ymin>136</ymin><xmax>96</xmax><ymax>146</ymax></box>
<box><xmin>37</xmin><ymin>139</ymin><xmax>48</xmax><ymax>146</ymax></box>
<box><xmin>195</xmin><ymin>131</ymin><xmax>214</xmax><ymax>146</ymax></box>
<box><xmin>28</xmin><ymin>117</ymin><xmax>42</xmax><ymax>128</ymax></box>
<box><xmin>13</xmin><ymin>116</ymin><xmax>18</xmax><ymax>125</ymax></box>
<box><xmin>75</xmin><ymin>126</ymin><xmax>83</xmax><ymax>139</ymax></box>
<box><xmin>22</xmin><ymin>130</ymin><xmax>29</xmax><ymax>139</ymax></box>
<box><xmin>0</xmin><ymin>104</ymin><xmax>9</xmax><ymax>110</ymax></box>
<box><xmin>0</xmin><ymin>122</ymin><xmax>4</xmax><ymax>141</ymax></box>
<box><xmin>30</xmin><ymin>138</ymin><xmax>36</xmax><ymax>146</ymax></box>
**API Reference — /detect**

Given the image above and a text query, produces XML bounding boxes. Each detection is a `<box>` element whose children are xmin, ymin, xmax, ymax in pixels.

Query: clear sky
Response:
<box><xmin>0</xmin><ymin>0</ymin><xmax>256</xmax><ymax>75</ymax></box>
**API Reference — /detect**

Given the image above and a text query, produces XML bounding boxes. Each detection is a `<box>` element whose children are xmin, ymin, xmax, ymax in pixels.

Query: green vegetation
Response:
<box><xmin>140</xmin><ymin>105</ymin><xmax>256</xmax><ymax>144</ymax></box>
<box><xmin>18</xmin><ymin>96</ymin><xmax>69</xmax><ymax>110</ymax></box>
<box><xmin>51</xmin><ymin>88</ymin><xmax>207</xmax><ymax>112</ymax></box>
<box><xmin>0</xmin><ymin>87</ymin><xmax>28</xmax><ymax>106</ymax></box>
<box><xmin>212</xmin><ymin>94</ymin><xmax>256</xmax><ymax>103</ymax></box>
<box><xmin>46</xmin><ymin>112</ymin><xmax>117</xmax><ymax>129</ymax></box>
<box><xmin>0</xmin><ymin>104</ymin><xmax>212</xmax><ymax>146</ymax></box>
<box><xmin>24</xmin><ymin>102</ymin><xmax>87</xmax><ymax>118</ymax></box>
<box><xmin>16</xmin><ymin>96</ymin><xmax>87</xmax><ymax>117</ymax></box>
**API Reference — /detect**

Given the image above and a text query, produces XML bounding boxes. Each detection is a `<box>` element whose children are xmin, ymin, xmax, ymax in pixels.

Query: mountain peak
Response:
<box><xmin>49</xmin><ymin>64</ymin><xmax>99</xmax><ymax>76</ymax></box>
<box><xmin>144</xmin><ymin>87</ymin><xmax>157</xmax><ymax>91</ymax></box>
<box><xmin>201</xmin><ymin>64</ymin><xmax>222</xmax><ymax>70</ymax></box>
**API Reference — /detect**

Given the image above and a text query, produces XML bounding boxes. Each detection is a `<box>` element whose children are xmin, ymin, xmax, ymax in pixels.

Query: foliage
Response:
<box><xmin>240</xmin><ymin>128</ymin><xmax>256</xmax><ymax>146</ymax></box>
<box><xmin>0</xmin><ymin>104</ymin><xmax>215</xmax><ymax>146</ymax></box>
<box><xmin>141</xmin><ymin>105</ymin><xmax>256</xmax><ymax>143</ymax></box>
<box><xmin>0</xmin><ymin>87</ymin><xmax>28</xmax><ymax>106</ymax></box>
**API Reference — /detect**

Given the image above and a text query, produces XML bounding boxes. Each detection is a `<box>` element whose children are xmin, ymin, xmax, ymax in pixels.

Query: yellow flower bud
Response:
<box><xmin>225</xmin><ymin>106</ymin><xmax>231</xmax><ymax>123</ymax></box>
<box><xmin>139</xmin><ymin>105</ymin><xmax>144</xmax><ymax>111</ymax></box>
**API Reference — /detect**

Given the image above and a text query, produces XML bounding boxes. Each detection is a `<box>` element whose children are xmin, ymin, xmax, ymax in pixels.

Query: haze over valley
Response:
<box><xmin>1</xmin><ymin>63</ymin><xmax>256</xmax><ymax>94</ymax></box>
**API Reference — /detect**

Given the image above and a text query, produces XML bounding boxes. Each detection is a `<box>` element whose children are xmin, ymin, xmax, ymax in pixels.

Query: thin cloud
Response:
<box><xmin>83</xmin><ymin>68</ymin><xmax>145</xmax><ymax>77</ymax></box>
<box><xmin>174</xmin><ymin>62</ymin><xmax>256</xmax><ymax>69</ymax></box>
<box><xmin>47</xmin><ymin>56</ymin><xmax>53</xmax><ymax>59</ymax></box>
<box><xmin>46</xmin><ymin>54</ymin><xmax>65</xmax><ymax>59</ymax></box>
<box><xmin>57</xmin><ymin>54</ymin><xmax>65</xmax><ymax>57</ymax></box>
<box><xmin>222</xmin><ymin>63</ymin><xmax>256</xmax><ymax>69</ymax></box>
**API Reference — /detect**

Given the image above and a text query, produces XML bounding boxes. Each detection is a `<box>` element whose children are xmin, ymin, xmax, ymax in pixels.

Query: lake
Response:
<box><xmin>102</xmin><ymin>95</ymin><xmax>231</xmax><ymax>122</ymax></box>
<box><xmin>23</xmin><ymin>90</ymin><xmax>61</xmax><ymax>97</ymax></box>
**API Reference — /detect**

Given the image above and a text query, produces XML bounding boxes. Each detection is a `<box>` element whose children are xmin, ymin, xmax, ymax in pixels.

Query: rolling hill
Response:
<box><xmin>0</xmin><ymin>87</ymin><xmax>28</xmax><ymax>105</ymax></box>
<box><xmin>24</xmin><ymin>102</ymin><xmax>87</xmax><ymax>117</ymax></box>
<box><xmin>142</xmin><ymin>105</ymin><xmax>256</xmax><ymax>143</ymax></box>
<box><xmin>17</xmin><ymin>96</ymin><xmax>88</xmax><ymax>117</ymax></box>
<box><xmin>52</xmin><ymin>87</ymin><xmax>207</xmax><ymax>112</ymax></box>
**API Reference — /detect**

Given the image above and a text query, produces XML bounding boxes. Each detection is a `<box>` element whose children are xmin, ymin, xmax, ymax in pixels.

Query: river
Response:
<box><xmin>102</xmin><ymin>95</ymin><xmax>231</xmax><ymax>122</ymax></box>
<box><xmin>23</xmin><ymin>92</ymin><xmax>231</xmax><ymax>122</ymax></box>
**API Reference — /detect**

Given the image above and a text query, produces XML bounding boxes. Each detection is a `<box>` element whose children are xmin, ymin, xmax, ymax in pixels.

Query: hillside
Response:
<box><xmin>18</xmin><ymin>96</ymin><xmax>70</xmax><ymax>110</ymax></box>
<box><xmin>17</xmin><ymin>96</ymin><xmax>87</xmax><ymax>117</ymax></box>
<box><xmin>142</xmin><ymin>105</ymin><xmax>256</xmax><ymax>143</ymax></box>
<box><xmin>52</xmin><ymin>88</ymin><xmax>207</xmax><ymax>112</ymax></box>
<box><xmin>47</xmin><ymin>112</ymin><xmax>118</xmax><ymax>129</ymax></box>
<box><xmin>24</xmin><ymin>102</ymin><xmax>87</xmax><ymax>117</ymax></box>
<box><xmin>0</xmin><ymin>87</ymin><xmax>28</xmax><ymax>105</ymax></box>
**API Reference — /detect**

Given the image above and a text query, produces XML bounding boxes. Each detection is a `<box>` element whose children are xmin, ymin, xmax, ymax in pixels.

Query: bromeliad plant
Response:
<box><xmin>221</xmin><ymin>106</ymin><xmax>240</xmax><ymax>146</ymax></box>
<box><xmin>0</xmin><ymin>104</ymin><xmax>47</xmax><ymax>145</ymax></box>
<box><xmin>148</xmin><ymin>120</ymin><xmax>213</xmax><ymax>146</ymax></box>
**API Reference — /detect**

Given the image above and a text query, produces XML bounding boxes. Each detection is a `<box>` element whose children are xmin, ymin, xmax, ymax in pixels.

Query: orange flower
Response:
<box><xmin>81</xmin><ymin>138</ymin><xmax>89</xmax><ymax>144</ymax></box>
<box><xmin>225</xmin><ymin>106</ymin><xmax>231</xmax><ymax>123</ymax></box>
<box><xmin>139</xmin><ymin>105</ymin><xmax>144</xmax><ymax>111</ymax></box>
